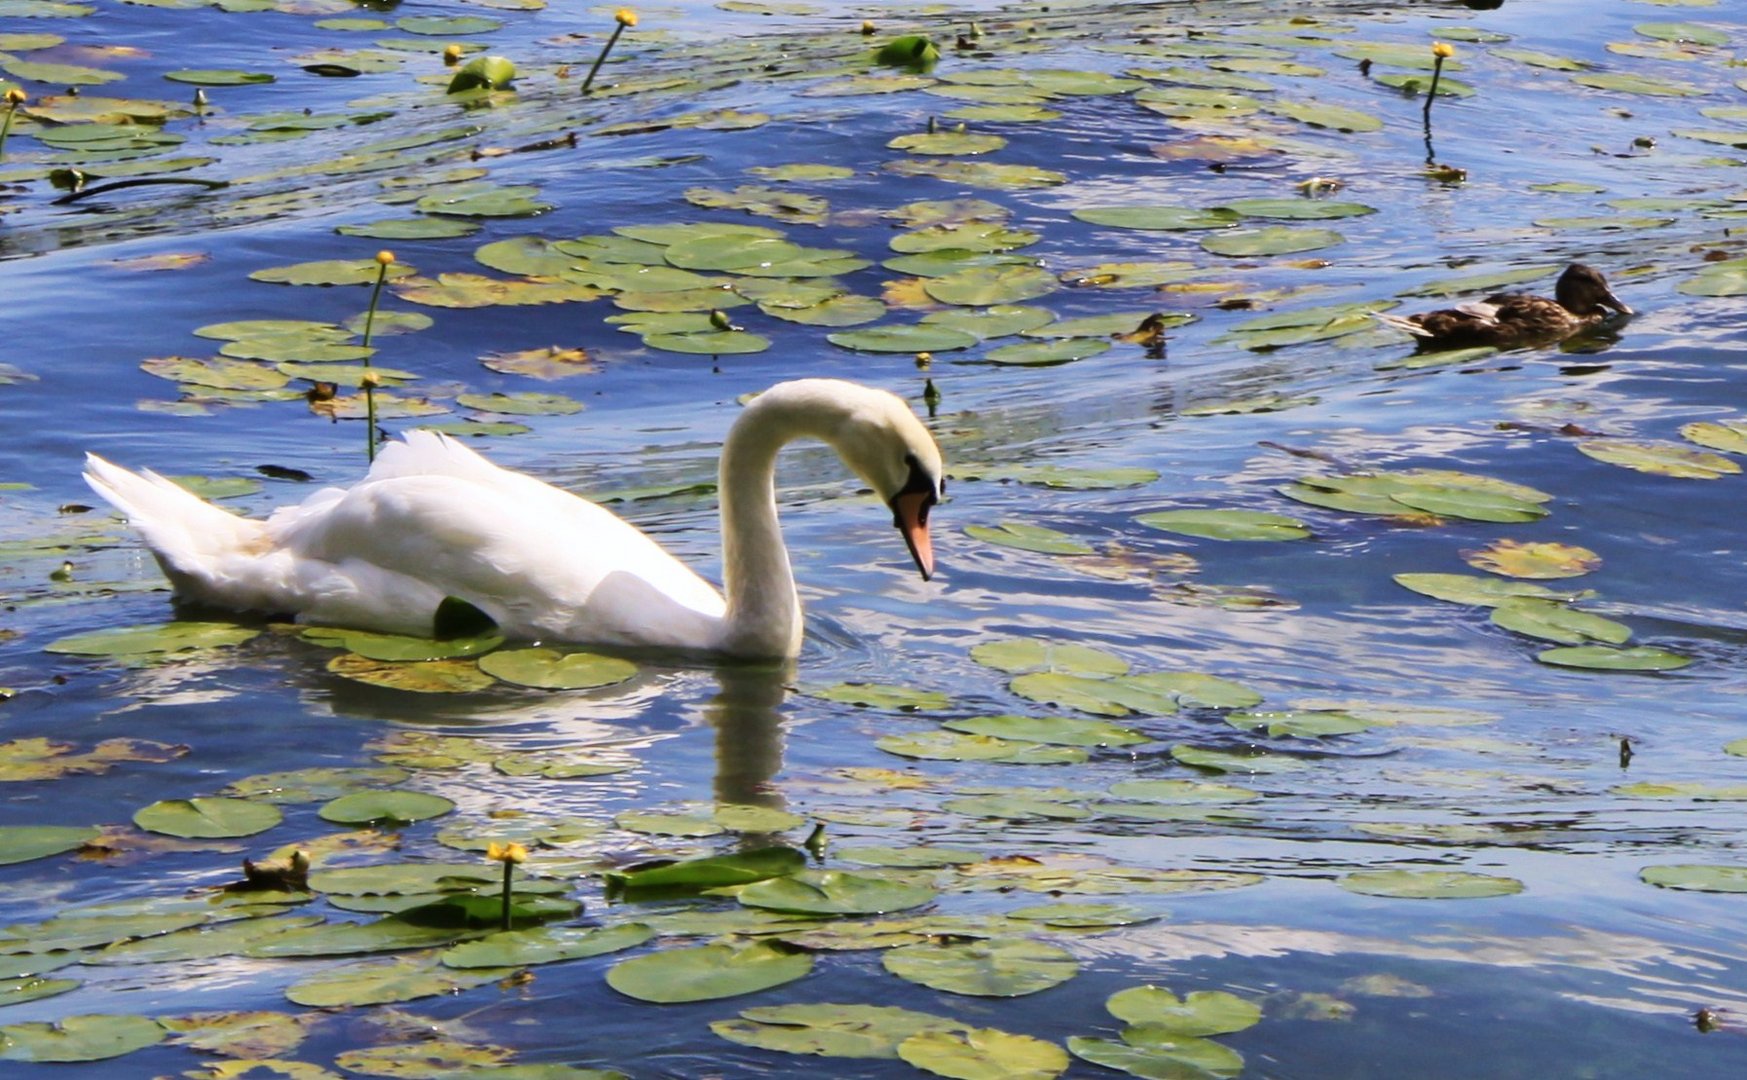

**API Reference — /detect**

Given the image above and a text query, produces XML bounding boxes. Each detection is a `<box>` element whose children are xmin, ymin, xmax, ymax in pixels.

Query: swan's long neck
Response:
<box><xmin>715</xmin><ymin>387</ymin><xmax>844</xmax><ymax>658</ymax></box>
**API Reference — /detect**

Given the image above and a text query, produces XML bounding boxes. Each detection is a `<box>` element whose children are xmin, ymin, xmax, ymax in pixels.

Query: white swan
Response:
<box><xmin>83</xmin><ymin>379</ymin><xmax>945</xmax><ymax>659</ymax></box>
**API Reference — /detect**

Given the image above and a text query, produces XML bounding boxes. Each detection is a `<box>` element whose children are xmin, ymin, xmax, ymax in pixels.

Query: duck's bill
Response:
<box><xmin>891</xmin><ymin>490</ymin><xmax>935</xmax><ymax>581</ymax></box>
<box><xmin>1601</xmin><ymin>289</ymin><xmax>1634</xmax><ymax>316</ymax></box>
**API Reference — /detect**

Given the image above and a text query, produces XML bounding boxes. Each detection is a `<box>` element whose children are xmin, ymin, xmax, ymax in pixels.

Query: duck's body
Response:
<box><xmin>84</xmin><ymin>379</ymin><xmax>944</xmax><ymax>659</ymax></box>
<box><xmin>1377</xmin><ymin>263</ymin><xmax>1632</xmax><ymax>350</ymax></box>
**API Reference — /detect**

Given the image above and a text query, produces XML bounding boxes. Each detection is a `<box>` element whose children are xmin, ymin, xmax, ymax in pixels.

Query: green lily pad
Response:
<box><xmin>923</xmin><ymin>265</ymin><xmax>1059</xmax><ymax>306</ymax></box>
<box><xmin>1200</xmin><ymin>226</ymin><xmax>1344</xmax><ymax>257</ymax></box>
<box><xmin>133</xmin><ymin>798</ymin><xmax>283</xmax><ymax>838</ymax></box>
<box><xmin>441</xmin><ymin>923</ymin><xmax>654</xmax><ymax>968</ymax></box>
<box><xmin>1536</xmin><ymin>646</ymin><xmax>1693</xmax><ymax>672</ymax></box>
<box><xmin>1489</xmin><ymin>599</ymin><xmax>1631</xmax><ymax>646</ymax></box>
<box><xmin>876</xmin><ymin>730</ymin><xmax>1089</xmax><ymax>765</ymax></box>
<box><xmin>919</xmin><ymin>305</ymin><xmax>1054</xmax><ymax>339</ymax></box>
<box><xmin>0</xmin><ymin>825</ymin><xmax>99</xmax><ymax>865</ymax></box>
<box><xmin>1107</xmin><ymin>985</ymin><xmax>1262</xmax><ymax>1036</ymax></box>
<box><xmin>963</xmin><ymin>465</ymin><xmax>1159</xmax><ymax>490</ymax></box>
<box><xmin>1072</xmin><ymin>206</ymin><xmax>1241</xmax><ymax>231</ymax></box>
<box><xmin>1264</xmin><ymin>99</ymin><xmax>1383</xmax><ymax>131</ymax></box>
<box><xmin>899</xmin><ymin>1027</ymin><xmax>1069</xmax><ymax>1080</ymax></box>
<box><xmin>164</xmin><ymin>68</ymin><xmax>274</xmax><ymax>85</ymax></box>
<box><xmin>883</xmin><ymin>937</ymin><xmax>1077</xmax><ymax>997</ymax></box>
<box><xmin>607</xmin><ymin>848</ymin><xmax>805</xmax><ymax>893</ymax></box>
<box><xmin>325</xmin><ymin>654</ymin><xmax>497</xmax><ymax>693</ymax></box>
<box><xmin>45</xmin><ymin>621</ymin><xmax>259</xmax><ymax>658</ymax></box>
<box><xmin>1218</xmin><ymin>198</ymin><xmax>1376</xmax><ymax>220</ymax></box>
<box><xmin>1068</xmin><ymin>1034</ymin><xmax>1243</xmax><ymax>1080</ymax></box>
<box><xmin>964</xmin><ymin>522</ymin><xmax>1093</xmax><ymax>555</ymax></box>
<box><xmin>1338</xmin><ymin>870</ymin><xmax>1524</xmax><ymax>899</ymax></box>
<box><xmin>889</xmin><ymin>131</ymin><xmax>1009</xmax><ymax>155</ymax></box>
<box><xmin>739</xmin><ymin>871</ymin><xmax>937</xmax><ymax>916</ymax></box>
<box><xmin>828</xmin><ymin>325</ymin><xmax>978</xmax><ymax>353</ymax></box>
<box><xmin>713</xmin><ymin>1003</ymin><xmax>960</xmax><ymax>1059</ymax></box>
<box><xmin>986</xmin><ymin>338</ymin><xmax>1111</xmax><ymax>366</ymax></box>
<box><xmin>0</xmin><ymin>978</ymin><xmax>79</xmax><ymax>1008</ymax></box>
<box><xmin>1136</xmin><ymin>509</ymin><xmax>1309</xmax><ymax>541</ymax></box>
<box><xmin>286</xmin><ymin>954</ymin><xmax>512</xmax><ymax>1007</ymax></box>
<box><xmin>943</xmin><ymin>714</ymin><xmax>1148</xmax><ymax>748</ymax></box>
<box><xmin>970</xmin><ymin>639</ymin><xmax>1129</xmax><ymax>676</ymax></box>
<box><xmin>1572</xmin><ymin>72</ymin><xmax>1703</xmax><ymax>97</ymax></box>
<box><xmin>1639</xmin><ymin>864</ymin><xmax>1747</xmax><ymax>893</ymax></box>
<box><xmin>318</xmin><ymin>789</ymin><xmax>455</xmax><ymax>826</ymax></box>
<box><xmin>339</xmin><ymin>217</ymin><xmax>481</xmax><ymax>240</ymax></box>
<box><xmin>418</xmin><ymin>183</ymin><xmax>552</xmax><ymax>218</ymax></box>
<box><xmin>1577</xmin><ymin>439</ymin><xmax>1740</xmax><ymax>479</ymax></box>
<box><xmin>643</xmin><ymin>330</ymin><xmax>772</xmax><ymax>355</ymax></box>
<box><xmin>1681</xmin><ymin>420</ymin><xmax>1747</xmax><ymax>454</ymax></box>
<box><xmin>606</xmin><ymin>941</ymin><xmax>812</xmax><ymax>1003</ymax></box>
<box><xmin>1225</xmin><ymin>709</ymin><xmax>1371</xmax><ymax>738</ymax></box>
<box><xmin>0</xmin><ymin>1014</ymin><xmax>164</xmax><ymax>1063</ymax></box>
<box><xmin>474</xmin><ymin>648</ymin><xmax>637</xmax><ymax>690</ymax></box>
<box><xmin>805</xmin><ymin>682</ymin><xmax>949</xmax><ymax>710</ymax></box>
<box><xmin>299</xmin><ymin>627</ymin><xmax>502</xmax><ymax>662</ymax></box>
<box><xmin>250</xmin><ymin>259</ymin><xmax>416</xmax><ymax>286</ymax></box>
<box><xmin>1393</xmin><ymin>573</ymin><xmax>1574</xmax><ymax>607</ymax></box>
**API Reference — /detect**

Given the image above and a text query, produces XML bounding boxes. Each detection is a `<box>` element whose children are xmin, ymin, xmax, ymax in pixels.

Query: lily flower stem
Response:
<box><xmin>1423</xmin><ymin>56</ymin><xmax>1444</xmax><ymax>123</ymax></box>
<box><xmin>362</xmin><ymin>264</ymin><xmax>388</xmax><ymax>463</ymax></box>
<box><xmin>0</xmin><ymin>102</ymin><xmax>18</xmax><ymax>163</ymax></box>
<box><xmin>500</xmin><ymin>860</ymin><xmax>514</xmax><ymax>930</ymax></box>
<box><xmin>581</xmin><ymin>22</ymin><xmax>628</xmax><ymax>94</ymax></box>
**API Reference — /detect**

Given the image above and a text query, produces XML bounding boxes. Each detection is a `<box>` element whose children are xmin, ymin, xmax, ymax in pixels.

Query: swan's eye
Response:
<box><xmin>892</xmin><ymin>456</ymin><xmax>938</xmax><ymax>526</ymax></box>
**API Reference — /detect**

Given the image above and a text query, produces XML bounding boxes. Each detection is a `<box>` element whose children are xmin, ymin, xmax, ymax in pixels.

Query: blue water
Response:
<box><xmin>3</xmin><ymin>0</ymin><xmax>1747</xmax><ymax>1075</ymax></box>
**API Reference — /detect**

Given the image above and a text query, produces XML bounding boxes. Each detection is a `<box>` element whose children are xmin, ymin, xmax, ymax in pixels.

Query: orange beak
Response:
<box><xmin>891</xmin><ymin>489</ymin><xmax>935</xmax><ymax>581</ymax></box>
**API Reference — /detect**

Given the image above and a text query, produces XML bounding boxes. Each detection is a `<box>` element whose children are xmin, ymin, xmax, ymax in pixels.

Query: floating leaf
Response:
<box><xmin>1639</xmin><ymin>864</ymin><xmax>1747</xmax><ymax>893</ymax></box>
<box><xmin>924</xmin><ymin>265</ymin><xmax>1059</xmax><ymax>306</ymax></box>
<box><xmin>45</xmin><ymin>621</ymin><xmax>259</xmax><ymax>657</ymax></box>
<box><xmin>1490</xmin><ymin>599</ymin><xmax>1631</xmax><ymax>646</ymax></box>
<box><xmin>1072</xmin><ymin>206</ymin><xmax>1240</xmax><ymax>231</ymax></box>
<box><xmin>318</xmin><ymin>790</ymin><xmax>454</xmax><ymax>826</ymax></box>
<box><xmin>441</xmin><ymin>923</ymin><xmax>653</xmax><ymax>968</ymax></box>
<box><xmin>0</xmin><ymin>1014</ymin><xmax>164</xmax><ymax>1063</ymax></box>
<box><xmin>898</xmin><ymin>1027</ymin><xmax>1069</xmax><ymax>1080</ymax></box>
<box><xmin>1136</xmin><ymin>509</ymin><xmax>1309</xmax><ymax>541</ymax></box>
<box><xmin>286</xmin><ymin>954</ymin><xmax>511</xmax><ymax>1007</ymax></box>
<box><xmin>1576</xmin><ymin>439</ymin><xmax>1740</xmax><ymax>479</ymax></box>
<box><xmin>1218</xmin><ymin>198</ymin><xmax>1376</xmax><ymax>220</ymax></box>
<box><xmin>0</xmin><ymin>825</ymin><xmax>99</xmax><ymax>865</ymax></box>
<box><xmin>964</xmin><ymin>522</ymin><xmax>1093</xmax><ymax>555</ymax></box>
<box><xmin>1572</xmin><ymin>72</ymin><xmax>1703</xmax><ymax>97</ymax></box>
<box><xmin>1535</xmin><ymin>646</ymin><xmax>1692</xmax><ymax>672</ymax></box>
<box><xmin>251</xmin><ymin>259</ymin><xmax>417</xmax><ymax>287</ymax></box>
<box><xmin>883</xmin><ymin>938</ymin><xmax>1077</xmax><ymax>997</ymax></box>
<box><xmin>1106</xmin><ymin>986</ymin><xmax>1262</xmax><ymax>1036</ymax></box>
<box><xmin>475</xmin><ymin>648</ymin><xmax>636</xmax><ymax>690</ymax></box>
<box><xmin>134</xmin><ymin>797</ymin><xmax>283</xmax><ymax>839</ymax></box>
<box><xmin>325</xmin><ymin>654</ymin><xmax>496</xmax><ymax>693</ymax></box>
<box><xmin>943</xmin><ymin>714</ymin><xmax>1147</xmax><ymax>748</ymax></box>
<box><xmin>608</xmin><ymin>848</ymin><xmax>804</xmax><ymax>893</ymax></box>
<box><xmin>827</xmin><ymin>325</ymin><xmax>978</xmax><ymax>353</ymax></box>
<box><xmin>1068</xmin><ymin>1034</ymin><xmax>1243</xmax><ymax>1080</ymax></box>
<box><xmin>739</xmin><ymin>870</ymin><xmax>937</xmax><ymax>916</ymax></box>
<box><xmin>1393</xmin><ymin>573</ymin><xmax>1575</xmax><ymax>607</ymax></box>
<box><xmin>986</xmin><ymin>338</ymin><xmax>1110</xmax><ymax>366</ymax></box>
<box><xmin>1264</xmin><ymin>99</ymin><xmax>1382</xmax><ymax>131</ymax></box>
<box><xmin>963</xmin><ymin>465</ymin><xmax>1159</xmax><ymax>490</ymax></box>
<box><xmin>606</xmin><ymin>941</ymin><xmax>812</xmax><ymax>1003</ymax></box>
<box><xmin>713</xmin><ymin>1003</ymin><xmax>959</xmax><ymax>1059</ymax></box>
<box><xmin>1200</xmin><ymin>226</ymin><xmax>1343</xmax><ymax>257</ymax></box>
<box><xmin>876</xmin><ymin>730</ymin><xmax>1088</xmax><ymax>765</ymax></box>
<box><xmin>1464</xmin><ymin>540</ymin><xmax>1599</xmax><ymax>579</ymax></box>
<box><xmin>805</xmin><ymin>682</ymin><xmax>949</xmax><ymax>711</ymax></box>
<box><xmin>970</xmin><ymin>639</ymin><xmax>1129</xmax><ymax>676</ymax></box>
<box><xmin>1338</xmin><ymin>870</ymin><xmax>1524</xmax><ymax>899</ymax></box>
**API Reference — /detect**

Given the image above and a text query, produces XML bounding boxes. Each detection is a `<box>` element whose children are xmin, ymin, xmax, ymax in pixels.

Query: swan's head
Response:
<box><xmin>852</xmin><ymin>398</ymin><xmax>944</xmax><ymax>582</ymax></box>
<box><xmin>803</xmin><ymin>381</ymin><xmax>944</xmax><ymax>581</ymax></box>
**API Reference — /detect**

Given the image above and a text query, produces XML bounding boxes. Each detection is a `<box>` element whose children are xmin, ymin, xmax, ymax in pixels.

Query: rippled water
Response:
<box><xmin>3</xmin><ymin>0</ymin><xmax>1747</xmax><ymax>1076</ymax></box>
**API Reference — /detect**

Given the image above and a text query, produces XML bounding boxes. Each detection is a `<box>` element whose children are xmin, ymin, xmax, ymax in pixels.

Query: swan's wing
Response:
<box><xmin>268</xmin><ymin>469</ymin><xmax>726</xmax><ymax>640</ymax></box>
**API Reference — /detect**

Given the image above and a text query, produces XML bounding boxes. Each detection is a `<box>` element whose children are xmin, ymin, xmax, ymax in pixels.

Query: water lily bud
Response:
<box><xmin>193</xmin><ymin>88</ymin><xmax>208</xmax><ymax>107</ymax></box>
<box><xmin>915</xmin><ymin>352</ymin><xmax>933</xmax><ymax>369</ymax></box>
<box><xmin>360</xmin><ymin>371</ymin><xmax>383</xmax><ymax>389</ymax></box>
<box><xmin>375</xmin><ymin>250</ymin><xmax>396</xmax><ymax>266</ymax></box>
<box><xmin>614</xmin><ymin>7</ymin><xmax>637</xmax><ymax>27</ymax></box>
<box><xmin>443</xmin><ymin>44</ymin><xmax>464</xmax><ymax>65</ymax></box>
<box><xmin>3</xmin><ymin>88</ymin><xmax>24</xmax><ymax>106</ymax></box>
<box><xmin>1431</xmin><ymin>41</ymin><xmax>1455</xmax><ymax>59</ymax></box>
<box><xmin>860</xmin><ymin>20</ymin><xmax>876</xmax><ymax>35</ymax></box>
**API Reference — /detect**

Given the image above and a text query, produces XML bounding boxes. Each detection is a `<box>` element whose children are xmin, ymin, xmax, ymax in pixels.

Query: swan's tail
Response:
<box><xmin>84</xmin><ymin>454</ymin><xmax>270</xmax><ymax>598</ymax></box>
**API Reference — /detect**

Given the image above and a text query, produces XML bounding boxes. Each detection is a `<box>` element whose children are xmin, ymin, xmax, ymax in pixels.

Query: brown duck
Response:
<box><xmin>1378</xmin><ymin>263</ymin><xmax>1632</xmax><ymax>349</ymax></box>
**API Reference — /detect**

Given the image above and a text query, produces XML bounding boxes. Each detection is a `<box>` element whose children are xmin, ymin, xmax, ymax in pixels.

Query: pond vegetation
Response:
<box><xmin>2</xmin><ymin>0</ymin><xmax>1747</xmax><ymax>1076</ymax></box>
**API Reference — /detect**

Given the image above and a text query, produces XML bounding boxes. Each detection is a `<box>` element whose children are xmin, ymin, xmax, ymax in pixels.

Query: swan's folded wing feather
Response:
<box><xmin>270</xmin><ymin>472</ymin><xmax>726</xmax><ymax>638</ymax></box>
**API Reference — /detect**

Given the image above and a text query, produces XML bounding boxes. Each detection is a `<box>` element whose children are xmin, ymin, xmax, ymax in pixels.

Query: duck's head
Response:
<box><xmin>824</xmin><ymin>384</ymin><xmax>946</xmax><ymax>582</ymax></box>
<box><xmin>1555</xmin><ymin>263</ymin><xmax>1633</xmax><ymax>318</ymax></box>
